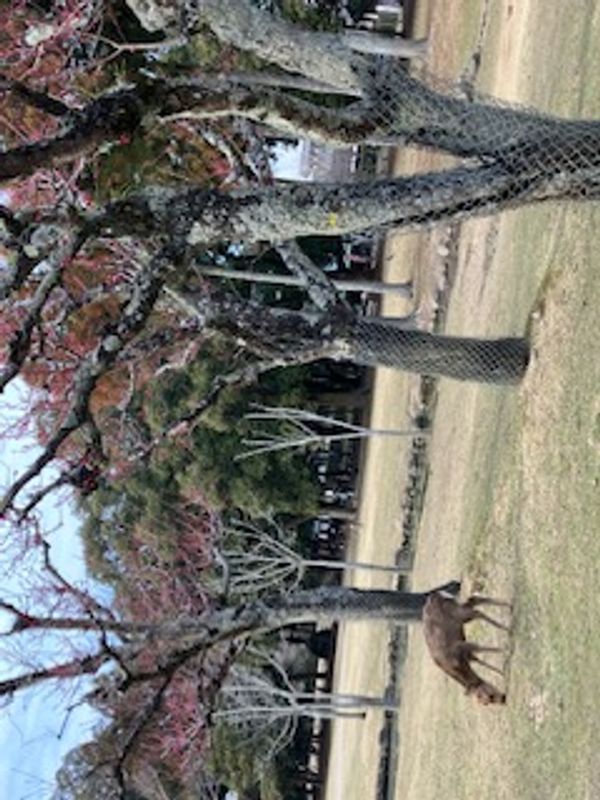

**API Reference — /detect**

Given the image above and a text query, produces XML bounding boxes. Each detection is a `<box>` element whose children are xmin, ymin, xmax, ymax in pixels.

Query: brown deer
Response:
<box><xmin>423</xmin><ymin>591</ymin><xmax>511</xmax><ymax>705</ymax></box>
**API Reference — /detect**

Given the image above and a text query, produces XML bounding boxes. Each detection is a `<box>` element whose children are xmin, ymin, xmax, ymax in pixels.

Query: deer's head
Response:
<box><xmin>468</xmin><ymin>682</ymin><xmax>506</xmax><ymax>705</ymax></box>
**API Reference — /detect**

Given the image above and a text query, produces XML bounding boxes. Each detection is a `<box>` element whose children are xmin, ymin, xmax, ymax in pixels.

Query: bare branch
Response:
<box><xmin>0</xmin><ymin>252</ymin><xmax>64</xmax><ymax>394</ymax></box>
<box><xmin>40</xmin><ymin>539</ymin><xmax>116</xmax><ymax>621</ymax></box>
<box><xmin>0</xmin><ymin>650</ymin><xmax>110</xmax><ymax>698</ymax></box>
<box><xmin>0</xmin><ymin>75</ymin><xmax>72</xmax><ymax>117</ymax></box>
<box><xmin>0</xmin><ymin>598</ymin><xmax>149</xmax><ymax>635</ymax></box>
<box><xmin>137</xmin><ymin>294</ymin><xmax>348</xmax><ymax>457</ymax></box>
<box><xmin>114</xmin><ymin>672</ymin><xmax>173</xmax><ymax>790</ymax></box>
<box><xmin>217</xmin><ymin>520</ymin><xmax>410</xmax><ymax>595</ymax></box>
<box><xmin>239</xmin><ymin>404</ymin><xmax>427</xmax><ymax>460</ymax></box>
<box><xmin>276</xmin><ymin>240</ymin><xmax>347</xmax><ymax>313</ymax></box>
<box><xmin>224</xmin><ymin>70</ymin><xmax>363</xmax><ymax>97</ymax></box>
<box><xmin>0</xmin><ymin>87</ymin><xmax>151</xmax><ymax>182</ymax></box>
<box><xmin>161</xmin><ymin>79</ymin><xmax>375</xmax><ymax>147</ymax></box>
<box><xmin>195</xmin><ymin>265</ymin><xmax>412</xmax><ymax>298</ymax></box>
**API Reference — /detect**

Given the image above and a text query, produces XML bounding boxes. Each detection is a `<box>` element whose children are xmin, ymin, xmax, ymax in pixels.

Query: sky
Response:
<box><xmin>0</xmin><ymin>151</ymin><xmax>296</xmax><ymax>795</ymax></box>
<box><xmin>0</xmin><ymin>381</ymin><xmax>103</xmax><ymax>800</ymax></box>
<box><xmin>270</xmin><ymin>140</ymin><xmax>305</xmax><ymax>180</ymax></box>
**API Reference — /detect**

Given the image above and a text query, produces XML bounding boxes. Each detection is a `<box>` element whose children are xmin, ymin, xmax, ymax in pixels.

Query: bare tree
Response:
<box><xmin>219</xmin><ymin>667</ymin><xmax>395</xmax><ymax>723</ymax></box>
<box><xmin>239</xmin><ymin>404</ymin><xmax>426</xmax><ymax>460</ymax></box>
<box><xmin>215</xmin><ymin>520</ymin><xmax>411</xmax><ymax>598</ymax></box>
<box><xmin>197</xmin><ymin>264</ymin><xmax>413</xmax><ymax>299</ymax></box>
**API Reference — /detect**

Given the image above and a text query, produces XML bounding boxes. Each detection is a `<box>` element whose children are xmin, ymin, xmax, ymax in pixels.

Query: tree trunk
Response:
<box><xmin>370</xmin><ymin>66</ymin><xmax>600</xmax><ymax>163</ymax></box>
<box><xmin>95</xmin><ymin>161</ymin><xmax>560</xmax><ymax>248</ymax></box>
<box><xmin>197</xmin><ymin>265</ymin><xmax>411</xmax><ymax>298</ymax></box>
<box><xmin>6</xmin><ymin>74</ymin><xmax>600</xmax><ymax>199</ymax></box>
<box><xmin>127</xmin><ymin>0</ymin><xmax>365</xmax><ymax>93</ymax></box>
<box><xmin>197</xmin><ymin>294</ymin><xmax>530</xmax><ymax>386</ymax></box>
<box><xmin>5</xmin><ymin>3</ymin><xmax>600</xmax><ymax>182</ymax></box>
<box><xmin>125</xmin><ymin>0</ymin><xmax>600</xmax><ymax>169</ymax></box>
<box><xmin>345</xmin><ymin>318</ymin><xmax>530</xmax><ymax>384</ymax></box>
<box><xmin>169</xmin><ymin>582</ymin><xmax>461</xmax><ymax>647</ymax></box>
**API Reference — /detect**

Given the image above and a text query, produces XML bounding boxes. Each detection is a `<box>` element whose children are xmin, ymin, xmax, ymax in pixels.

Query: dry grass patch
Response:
<box><xmin>327</xmin><ymin>2</ymin><xmax>600</xmax><ymax>799</ymax></box>
<box><xmin>394</xmin><ymin>2</ymin><xmax>600</xmax><ymax>800</ymax></box>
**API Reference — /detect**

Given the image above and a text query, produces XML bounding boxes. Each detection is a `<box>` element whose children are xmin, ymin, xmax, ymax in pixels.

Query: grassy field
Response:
<box><xmin>326</xmin><ymin>2</ymin><xmax>600</xmax><ymax>800</ymax></box>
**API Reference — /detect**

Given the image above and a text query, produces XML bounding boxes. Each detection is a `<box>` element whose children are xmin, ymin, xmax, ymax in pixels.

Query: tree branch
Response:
<box><xmin>0</xmin><ymin>251</ymin><xmax>65</xmax><ymax>394</ymax></box>
<box><xmin>0</xmin><ymin>76</ymin><xmax>72</xmax><ymax>118</ymax></box>
<box><xmin>127</xmin><ymin>0</ymin><xmax>367</xmax><ymax>93</ymax></box>
<box><xmin>0</xmin><ymin>248</ymin><xmax>169</xmax><ymax>517</ymax></box>
<box><xmin>276</xmin><ymin>240</ymin><xmax>348</xmax><ymax>313</ymax></box>
<box><xmin>91</xmin><ymin>161</ymin><xmax>578</xmax><ymax>249</ymax></box>
<box><xmin>0</xmin><ymin>651</ymin><xmax>111</xmax><ymax>698</ymax></box>
<box><xmin>0</xmin><ymin>87</ymin><xmax>153</xmax><ymax>182</ymax></box>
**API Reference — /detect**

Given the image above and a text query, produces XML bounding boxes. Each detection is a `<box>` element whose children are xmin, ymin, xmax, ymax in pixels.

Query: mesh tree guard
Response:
<box><xmin>347</xmin><ymin>318</ymin><xmax>530</xmax><ymax>385</ymax></box>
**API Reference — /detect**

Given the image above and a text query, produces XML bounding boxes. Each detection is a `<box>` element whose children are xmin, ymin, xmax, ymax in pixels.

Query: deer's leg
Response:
<box><xmin>469</xmin><ymin>595</ymin><xmax>512</xmax><ymax>609</ymax></box>
<box><xmin>467</xmin><ymin>642</ymin><xmax>504</xmax><ymax>653</ymax></box>
<box><xmin>459</xmin><ymin>641</ymin><xmax>503</xmax><ymax>656</ymax></box>
<box><xmin>470</xmin><ymin>654</ymin><xmax>504</xmax><ymax>676</ymax></box>
<box><xmin>459</xmin><ymin>642</ymin><xmax>505</xmax><ymax>677</ymax></box>
<box><xmin>473</xmin><ymin>609</ymin><xmax>510</xmax><ymax>631</ymax></box>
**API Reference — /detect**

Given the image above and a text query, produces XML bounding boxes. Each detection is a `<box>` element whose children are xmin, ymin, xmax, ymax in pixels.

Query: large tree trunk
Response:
<box><xmin>345</xmin><ymin>318</ymin><xmax>530</xmax><ymax>384</ymax></box>
<box><xmin>95</xmin><ymin>162</ymin><xmax>577</xmax><ymax>249</ymax></box>
<box><xmin>194</xmin><ymin>293</ymin><xmax>530</xmax><ymax>386</ymax></box>
<box><xmin>169</xmin><ymin>582</ymin><xmax>461</xmax><ymax>648</ymax></box>
<box><xmin>4</xmin><ymin>72</ymin><xmax>600</xmax><ymax>189</ymax></box>
<box><xmin>4</xmin><ymin>1</ymin><xmax>600</xmax><ymax>183</ymax></box>
<box><xmin>165</xmin><ymin>74</ymin><xmax>600</xmax><ymax>166</ymax></box>
<box><xmin>22</xmin><ymin>584</ymin><xmax>459</xmax><ymax>647</ymax></box>
<box><xmin>123</xmin><ymin>0</ymin><xmax>600</xmax><ymax>169</ymax></box>
<box><xmin>369</xmin><ymin>66</ymin><xmax>600</xmax><ymax>163</ymax></box>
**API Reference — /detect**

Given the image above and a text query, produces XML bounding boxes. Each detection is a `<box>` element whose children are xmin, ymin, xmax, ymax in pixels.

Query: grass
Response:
<box><xmin>393</xmin><ymin>3</ymin><xmax>600</xmax><ymax>799</ymax></box>
<box><xmin>325</xmin><ymin>3</ymin><xmax>600</xmax><ymax>799</ymax></box>
<box><xmin>448</xmin><ymin>218</ymin><xmax>600</xmax><ymax>798</ymax></box>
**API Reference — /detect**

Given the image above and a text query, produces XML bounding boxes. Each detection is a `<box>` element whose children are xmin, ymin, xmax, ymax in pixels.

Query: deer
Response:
<box><xmin>423</xmin><ymin>591</ymin><xmax>511</xmax><ymax>705</ymax></box>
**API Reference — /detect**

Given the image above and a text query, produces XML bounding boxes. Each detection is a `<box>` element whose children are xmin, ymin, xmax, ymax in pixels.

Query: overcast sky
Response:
<box><xmin>270</xmin><ymin>140</ymin><xmax>305</xmax><ymax>180</ymax></box>
<box><xmin>0</xmin><ymin>381</ymin><xmax>103</xmax><ymax>799</ymax></box>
